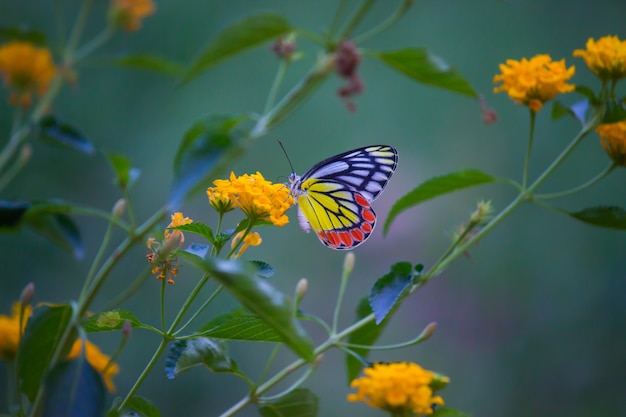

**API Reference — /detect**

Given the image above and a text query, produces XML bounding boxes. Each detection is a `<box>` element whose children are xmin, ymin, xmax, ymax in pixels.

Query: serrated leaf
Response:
<box><xmin>107</xmin><ymin>153</ymin><xmax>140</xmax><ymax>189</ymax></box>
<box><xmin>0</xmin><ymin>26</ymin><xmax>47</xmax><ymax>45</ymax></box>
<box><xmin>251</xmin><ymin>260</ymin><xmax>275</xmax><ymax>278</ymax></box>
<box><xmin>194</xmin><ymin>309</ymin><xmax>282</xmax><ymax>341</ymax></box>
<box><xmin>83</xmin><ymin>309</ymin><xmax>151</xmax><ymax>332</ymax></box>
<box><xmin>169</xmin><ymin>114</ymin><xmax>247</xmax><ymax>209</ymax></box>
<box><xmin>384</xmin><ymin>169</ymin><xmax>496</xmax><ymax>234</ymax></box>
<box><xmin>178</xmin><ymin>253</ymin><xmax>314</xmax><ymax>361</ymax></box>
<box><xmin>181</xmin><ymin>13</ymin><xmax>292</xmax><ymax>84</ymax></box>
<box><xmin>41</xmin><ymin>357</ymin><xmax>105</xmax><ymax>417</ymax></box>
<box><xmin>569</xmin><ymin>206</ymin><xmax>626</xmax><ymax>230</ymax></box>
<box><xmin>369</xmin><ymin>262</ymin><xmax>416</xmax><ymax>325</ymax></box>
<box><xmin>118</xmin><ymin>396</ymin><xmax>161</xmax><ymax>417</ymax></box>
<box><xmin>374</xmin><ymin>48</ymin><xmax>477</xmax><ymax>97</ymax></box>
<box><xmin>170</xmin><ymin>221</ymin><xmax>215</xmax><ymax>244</ymax></box>
<box><xmin>345</xmin><ymin>298</ymin><xmax>385</xmax><ymax>382</ymax></box>
<box><xmin>18</xmin><ymin>304</ymin><xmax>77</xmax><ymax>402</ymax></box>
<box><xmin>165</xmin><ymin>338</ymin><xmax>237</xmax><ymax>379</ymax></box>
<box><xmin>0</xmin><ymin>200</ymin><xmax>30</xmax><ymax>228</ymax></box>
<box><xmin>38</xmin><ymin>116</ymin><xmax>95</xmax><ymax>154</ymax></box>
<box><xmin>258</xmin><ymin>389</ymin><xmax>319</xmax><ymax>417</ymax></box>
<box><xmin>112</xmin><ymin>54</ymin><xmax>184</xmax><ymax>76</ymax></box>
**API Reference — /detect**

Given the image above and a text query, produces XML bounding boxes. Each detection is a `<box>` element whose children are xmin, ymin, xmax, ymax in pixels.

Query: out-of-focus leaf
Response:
<box><xmin>258</xmin><ymin>389</ymin><xmax>319</xmax><ymax>417</ymax></box>
<box><xmin>384</xmin><ymin>169</ymin><xmax>496</xmax><ymax>235</ymax></box>
<box><xmin>194</xmin><ymin>309</ymin><xmax>282</xmax><ymax>341</ymax></box>
<box><xmin>0</xmin><ymin>200</ymin><xmax>30</xmax><ymax>228</ymax></box>
<box><xmin>369</xmin><ymin>262</ymin><xmax>416</xmax><ymax>325</ymax></box>
<box><xmin>112</xmin><ymin>54</ymin><xmax>184</xmax><ymax>75</ymax></box>
<box><xmin>552</xmin><ymin>99</ymin><xmax>589</xmax><ymax>123</ymax></box>
<box><xmin>41</xmin><ymin>357</ymin><xmax>105</xmax><ymax>417</ymax></box>
<box><xmin>107</xmin><ymin>153</ymin><xmax>140</xmax><ymax>189</ymax></box>
<box><xmin>38</xmin><ymin>116</ymin><xmax>95</xmax><ymax>155</ymax></box>
<box><xmin>250</xmin><ymin>260</ymin><xmax>274</xmax><ymax>278</ymax></box>
<box><xmin>18</xmin><ymin>304</ymin><xmax>76</xmax><ymax>402</ymax></box>
<box><xmin>183</xmin><ymin>243</ymin><xmax>210</xmax><ymax>259</ymax></box>
<box><xmin>165</xmin><ymin>338</ymin><xmax>237</xmax><ymax>379</ymax></box>
<box><xmin>0</xmin><ymin>26</ymin><xmax>47</xmax><ymax>45</ymax></box>
<box><xmin>170</xmin><ymin>222</ymin><xmax>214</xmax><ymax>244</ymax></box>
<box><xmin>181</xmin><ymin>14</ymin><xmax>291</xmax><ymax>84</ymax></box>
<box><xmin>569</xmin><ymin>206</ymin><xmax>626</xmax><ymax>230</ymax></box>
<box><xmin>116</xmin><ymin>396</ymin><xmax>161</xmax><ymax>417</ymax></box>
<box><xmin>601</xmin><ymin>99</ymin><xmax>626</xmax><ymax>124</ymax></box>
<box><xmin>430</xmin><ymin>408</ymin><xmax>472</xmax><ymax>417</ymax></box>
<box><xmin>83</xmin><ymin>309</ymin><xmax>152</xmax><ymax>333</ymax></box>
<box><xmin>575</xmin><ymin>85</ymin><xmax>596</xmax><ymax>101</ymax></box>
<box><xmin>24</xmin><ymin>210</ymin><xmax>84</xmax><ymax>259</ymax></box>
<box><xmin>169</xmin><ymin>114</ymin><xmax>248</xmax><ymax>209</ymax></box>
<box><xmin>178</xmin><ymin>253</ymin><xmax>314</xmax><ymax>361</ymax></box>
<box><xmin>373</xmin><ymin>48</ymin><xmax>478</xmax><ymax>97</ymax></box>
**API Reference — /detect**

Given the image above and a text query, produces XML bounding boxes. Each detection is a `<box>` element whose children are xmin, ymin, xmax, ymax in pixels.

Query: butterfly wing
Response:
<box><xmin>292</xmin><ymin>145</ymin><xmax>398</xmax><ymax>250</ymax></box>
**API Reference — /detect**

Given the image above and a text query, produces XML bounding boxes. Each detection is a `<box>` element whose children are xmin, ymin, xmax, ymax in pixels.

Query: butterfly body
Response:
<box><xmin>288</xmin><ymin>145</ymin><xmax>398</xmax><ymax>250</ymax></box>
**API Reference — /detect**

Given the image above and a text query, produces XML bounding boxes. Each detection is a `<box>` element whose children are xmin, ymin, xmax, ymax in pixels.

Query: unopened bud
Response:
<box><xmin>419</xmin><ymin>322</ymin><xmax>437</xmax><ymax>342</ymax></box>
<box><xmin>430</xmin><ymin>372</ymin><xmax>450</xmax><ymax>391</ymax></box>
<box><xmin>162</xmin><ymin>230</ymin><xmax>183</xmax><ymax>255</ymax></box>
<box><xmin>295</xmin><ymin>278</ymin><xmax>308</xmax><ymax>302</ymax></box>
<box><xmin>122</xmin><ymin>320</ymin><xmax>132</xmax><ymax>338</ymax></box>
<box><xmin>20</xmin><ymin>145</ymin><xmax>32</xmax><ymax>163</ymax></box>
<box><xmin>478</xmin><ymin>95</ymin><xmax>498</xmax><ymax>125</ymax></box>
<box><xmin>112</xmin><ymin>198</ymin><xmax>126</xmax><ymax>218</ymax></box>
<box><xmin>20</xmin><ymin>282</ymin><xmax>35</xmax><ymax>306</ymax></box>
<box><xmin>343</xmin><ymin>252</ymin><xmax>355</xmax><ymax>275</ymax></box>
<box><xmin>470</xmin><ymin>200</ymin><xmax>493</xmax><ymax>224</ymax></box>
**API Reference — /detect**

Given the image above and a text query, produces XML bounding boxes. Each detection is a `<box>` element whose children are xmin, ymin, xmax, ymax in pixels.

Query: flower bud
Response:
<box><xmin>470</xmin><ymin>200</ymin><xmax>494</xmax><ymax>224</ymax></box>
<box><xmin>343</xmin><ymin>252</ymin><xmax>355</xmax><ymax>275</ymax></box>
<box><xmin>295</xmin><ymin>278</ymin><xmax>308</xmax><ymax>302</ymax></box>
<box><xmin>112</xmin><ymin>198</ymin><xmax>126</xmax><ymax>218</ymax></box>
<box><xmin>20</xmin><ymin>282</ymin><xmax>35</xmax><ymax>306</ymax></box>
<box><xmin>122</xmin><ymin>320</ymin><xmax>132</xmax><ymax>339</ymax></box>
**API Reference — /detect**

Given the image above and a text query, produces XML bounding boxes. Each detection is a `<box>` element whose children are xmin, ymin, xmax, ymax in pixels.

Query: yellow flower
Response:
<box><xmin>146</xmin><ymin>212</ymin><xmax>192</xmax><ymax>284</ymax></box>
<box><xmin>207</xmin><ymin>172</ymin><xmax>294</xmax><ymax>226</ymax></box>
<box><xmin>574</xmin><ymin>35</ymin><xmax>626</xmax><ymax>81</ymax></box>
<box><xmin>596</xmin><ymin>121</ymin><xmax>626</xmax><ymax>166</ymax></box>
<box><xmin>231</xmin><ymin>231</ymin><xmax>262</xmax><ymax>258</ymax></box>
<box><xmin>493</xmin><ymin>54</ymin><xmax>575</xmax><ymax>112</ymax></box>
<box><xmin>109</xmin><ymin>0</ymin><xmax>156</xmax><ymax>32</ymax></box>
<box><xmin>68</xmin><ymin>339</ymin><xmax>119</xmax><ymax>393</ymax></box>
<box><xmin>347</xmin><ymin>362</ymin><xmax>445</xmax><ymax>415</ymax></box>
<box><xmin>0</xmin><ymin>302</ymin><xmax>32</xmax><ymax>360</ymax></box>
<box><xmin>0</xmin><ymin>41</ymin><xmax>56</xmax><ymax>108</ymax></box>
<box><xmin>165</xmin><ymin>212</ymin><xmax>193</xmax><ymax>246</ymax></box>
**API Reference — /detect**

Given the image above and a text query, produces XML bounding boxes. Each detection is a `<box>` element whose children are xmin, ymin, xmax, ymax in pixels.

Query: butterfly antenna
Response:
<box><xmin>278</xmin><ymin>140</ymin><xmax>296</xmax><ymax>174</ymax></box>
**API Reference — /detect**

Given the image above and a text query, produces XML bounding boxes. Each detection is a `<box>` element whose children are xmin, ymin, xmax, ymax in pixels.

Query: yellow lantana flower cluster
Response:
<box><xmin>0</xmin><ymin>302</ymin><xmax>32</xmax><ymax>360</ymax></box>
<box><xmin>68</xmin><ymin>339</ymin><xmax>120</xmax><ymax>393</ymax></box>
<box><xmin>574</xmin><ymin>35</ymin><xmax>626</xmax><ymax>81</ymax></box>
<box><xmin>493</xmin><ymin>54</ymin><xmax>575</xmax><ymax>112</ymax></box>
<box><xmin>347</xmin><ymin>362</ymin><xmax>445</xmax><ymax>415</ymax></box>
<box><xmin>108</xmin><ymin>0</ymin><xmax>156</xmax><ymax>32</ymax></box>
<box><xmin>596</xmin><ymin>121</ymin><xmax>626</xmax><ymax>166</ymax></box>
<box><xmin>0</xmin><ymin>41</ymin><xmax>56</xmax><ymax>108</ymax></box>
<box><xmin>207</xmin><ymin>172</ymin><xmax>294</xmax><ymax>227</ymax></box>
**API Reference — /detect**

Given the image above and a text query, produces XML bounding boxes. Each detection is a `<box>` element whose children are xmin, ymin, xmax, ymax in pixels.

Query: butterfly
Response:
<box><xmin>288</xmin><ymin>145</ymin><xmax>398</xmax><ymax>250</ymax></box>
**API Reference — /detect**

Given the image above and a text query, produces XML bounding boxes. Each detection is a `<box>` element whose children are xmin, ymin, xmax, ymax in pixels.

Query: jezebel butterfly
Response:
<box><xmin>288</xmin><ymin>145</ymin><xmax>398</xmax><ymax>250</ymax></box>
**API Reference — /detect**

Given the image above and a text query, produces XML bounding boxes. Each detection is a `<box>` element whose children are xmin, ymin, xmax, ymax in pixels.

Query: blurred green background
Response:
<box><xmin>2</xmin><ymin>1</ymin><xmax>626</xmax><ymax>416</ymax></box>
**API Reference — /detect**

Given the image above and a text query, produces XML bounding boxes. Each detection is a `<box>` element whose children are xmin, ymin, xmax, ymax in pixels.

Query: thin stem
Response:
<box><xmin>341</xmin><ymin>322</ymin><xmax>435</xmax><ymax>350</ymax></box>
<box><xmin>73</xmin><ymin>26</ymin><xmax>115</xmax><ymax>64</ymax></box>
<box><xmin>352</xmin><ymin>0</ymin><xmax>414</xmax><ymax>44</ymax></box>
<box><xmin>63</xmin><ymin>0</ymin><xmax>94</xmax><ymax>64</ymax></box>
<box><xmin>174</xmin><ymin>284</ymin><xmax>224</xmax><ymax>336</ymax></box>
<box><xmin>102</xmin><ymin>267</ymin><xmax>152</xmax><ymax>310</ymax></box>
<box><xmin>160</xmin><ymin>271</ymin><xmax>167</xmax><ymax>331</ymax></box>
<box><xmin>332</xmin><ymin>257</ymin><xmax>352</xmax><ymax>334</ymax></box>
<box><xmin>256</xmin><ymin>344</ymin><xmax>281</xmax><ymax>386</ymax></box>
<box><xmin>422</xmin><ymin>220</ymin><xmax>477</xmax><ymax>285</ymax></box>
<box><xmin>0</xmin><ymin>127</ymin><xmax>29</xmax><ymax>177</ymax></box>
<box><xmin>78</xmin><ymin>216</ymin><xmax>116</xmax><ymax>302</ymax></box>
<box><xmin>534</xmin><ymin>162</ymin><xmax>616</xmax><ymax>200</ymax></box>
<box><xmin>264</xmin><ymin>60</ymin><xmax>289</xmax><ymax>114</ymax></box>
<box><xmin>0</xmin><ymin>146</ymin><xmax>29</xmax><ymax>193</ymax></box>
<box><xmin>327</xmin><ymin>0</ymin><xmax>349</xmax><ymax>45</ymax></box>
<box><xmin>124</xmin><ymin>188</ymin><xmax>137</xmax><ymax>231</ymax></box>
<box><xmin>522</xmin><ymin>110</ymin><xmax>536</xmax><ymax>191</ymax></box>
<box><xmin>167</xmin><ymin>273</ymin><xmax>212</xmax><ymax>335</ymax></box>
<box><xmin>258</xmin><ymin>365</ymin><xmax>315</xmax><ymax>401</ymax></box>
<box><xmin>339</xmin><ymin>0</ymin><xmax>377</xmax><ymax>40</ymax></box>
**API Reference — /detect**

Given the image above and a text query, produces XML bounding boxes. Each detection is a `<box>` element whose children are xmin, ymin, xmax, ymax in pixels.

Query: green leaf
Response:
<box><xmin>165</xmin><ymin>338</ymin><xmax>237</xmax><ymax>379</ymax></box>
<box><xmin>181</xmin><ymin>13</ymin><xmax>292</xmax><ymax>84</ymax></box>
<box><xmin>170</xmin><ymin>221</ymin><xmax>215</xmax><ymax>244</ymax></box>
<box><xmin>112</xmin><ymin>54</ymin><xmax>184</xmax><ymax>76</ymax></box>
<box><xmin>23</xmin><ymin>209</ymin><xmax>84</xmax><ymax>259</ymax></box>
<box><xmin>119</xmin><ymin>396</ymin><xmax>161</xmax><ymax>417</ymax></box>
<box><xmin>107</xmin><ymin>153</ymin><xmax>140</xmax><ymax>190</ymax></box>
<box><xmin>384</xmin><ymin>169</ymin><xmax>496</xmax><ymax>234</ymax></box>
<box><xmin>602</xmin><ymin>99</ymin><xmax>626</xmax><ymax>124</ymax></box>
<box><xmin>0</xmin><ymin>200</ymin><xmax>30</xmax><ymax>228</ymax></box>
<box><xmin>38</xmin><ymin>116</ymin><xmax>96</xmax><ymax>155</ymax></box>
<box><xmin>251</xmin><ymin>260</ymin><xmax>275</xmax><ymax>278</ymax></box>
<box><xmin>0</xmin><ymin>26</ymin><xmax>47</xmax><ymax>45</ymax></box>
<box><xmin>82</xmin><ymin>309</ymin><xmax>152</xmax><ymax>332</ymax></box>
<box><xmin>258</xmin><ymin>389</ymin><xmax>319</xmax><ymax>417</ymax></box>
<box><xmin>373</xmin><ymin>48</ymin><xmax>478</xmax><ymax>97</ymax></box>
<box><xmin>575</xmin><ymin>85</ymin><xmax>597</xmax><ymax>101</ymax></box>
<box><xmin>552</xmin><ymin>99</ymin><xmax>589</xmax><ymax>124</ymax></box>
<box><xmin>569</xmin><ymin>206</ymin><xmax>626</xmax><ymax>230</ymax></box>
<box><xmin>369</xmin><ymin>262</ymin><xmax>417</xmax><ymax>325</ymax></box>
<box><xmin>41</xmin><ymin>357</ymin><xmax>105</xmax><ymax>417</ymax></box>
<box><xmin>18</xmin><ymin>304</ymin><xmax>76</xmax><ymax>402</ymax></box>
<box><xmin>194</xmin><ymin>309</ymin><xmax>282</xmax><ymax>341</ymax></box>
<box><xmin>169</xmin><ymin>114</ymin><xmax>248</xmax><ymax>208</ymax></box>
<box><xmin>178</xmin><ymin>253</ymin><xmax>315</xmax><ymax>361</ymax></box>
<box><xmin>431</xmin><ymin>408</ymin><xmax>472</xmax><ymax>417</ymax></box>
<box><xmin>345</xmin><ymin>298</ymin><xmax>386</xmax><ymax>382</ymax></box>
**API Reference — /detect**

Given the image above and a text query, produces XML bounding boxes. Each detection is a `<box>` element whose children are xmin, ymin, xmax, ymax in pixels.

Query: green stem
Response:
<box><xmin>258</xmin><ymin>365</ymin><xmax>315</xmax><ymax>401</ymax></box>
<box><xmin>256</xmin><ymin>344</ymin><xmax>281</xmax><ymax>386</ymax></box>
<box><xmin>168</xmin><ymin>273</ymin><xmax>212</xmax><ymax>335</ymax></box>
<box><xmin>332</xmin><ymin>256</ymin><xmax>353</xmax><ymax>334</ymax></box>
<box><xmin>102</xmin><ymin>266</ymin><xmax>152</xmax><ymax>310</ymax></box>
<box><xmin>534</xmin><ymin>162</ymin><xmax>616</xmax><ymax>200</ymax></box>
<box><xmin>73</xmin><ymin>26</ymin><xmax>115</xmax><ymax>64</ymax></box>
<box><xmin>522</xmin><ymin>110</ymin><xmax>536</xmax><ymax>191</ymax></box>
<box><xmin>327</xmin><ymin>0</ymin><xmax>349</xmax><ymax>45</ymax></box>
<box><xmin>78</xmin><ymin>215</ymin><xmax>116</xmax><ymax>302</ymax></box>
<box><xmin>264</xmin><ymin>60</ymin><xmax>289</xmax><ymax>114</ymax></box>
<box><xmin>339</xmin><ymin>0</ymin><xmax>377</xmax><ymax>40</ymax></box>
<box><xmin>173</xmin><ymin>284</ymin><xmax>224</xmax><ymax>336</ymax></box>
<box><xmin>63</xmin><ymin>0</ymin><xmax>94</xmax><ymax>64</ymax></box>
<box><xmin>0</xmin><ymin>145</ymin><xmax>29</xmax><ymax>193</ymax></box>
<box><xmin>160</xmin><ymin>270</ymin><xmax>167</xmax><ymax>331</ymax></box>
<box><xmin>352</xmin><ymin>0</ymin><xmax>414</xmax><ymax>44</ymax></box>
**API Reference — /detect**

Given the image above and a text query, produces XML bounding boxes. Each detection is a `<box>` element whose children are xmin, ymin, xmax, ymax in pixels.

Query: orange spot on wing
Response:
<box><xmin>354</xmin><ymin>194</ymin><xmax>369</xmax><ymax>207</ymax></box>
